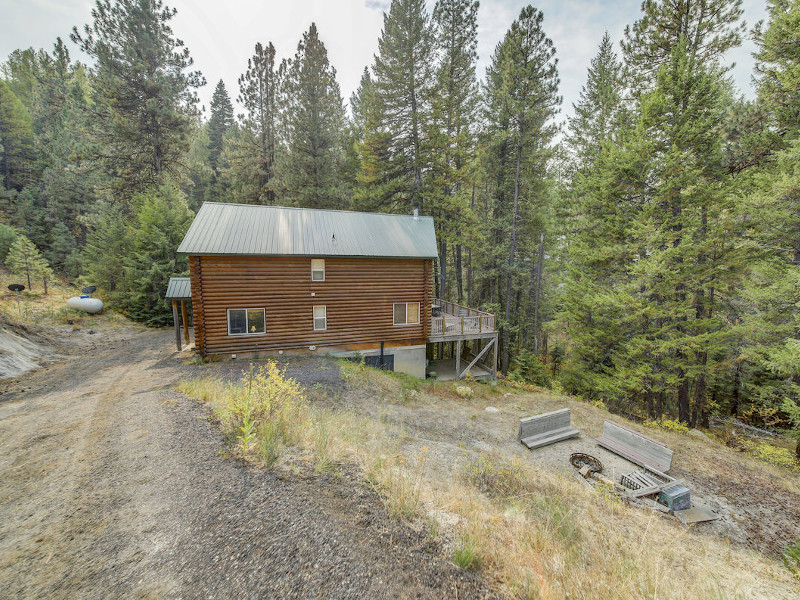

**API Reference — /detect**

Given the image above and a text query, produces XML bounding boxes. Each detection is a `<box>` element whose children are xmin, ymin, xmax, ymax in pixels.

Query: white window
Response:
<box><xmin>227</xmin><ymin>308</ymin><xmax>266</xmax><ymax>335</ymax></box>
<box><xmin>311</xmin><ymin>258</ymin><xmax>325</xmax><ymax>281</ymax></box>
<box><xmin>313</xmin><ymin>305</ymin><xmax>327</xmax><ymax>331</ymax></box>
<box><xmin>393</xmin><ymin>302</ymin><xmax>420</xmax><ymax>326</ymax></box>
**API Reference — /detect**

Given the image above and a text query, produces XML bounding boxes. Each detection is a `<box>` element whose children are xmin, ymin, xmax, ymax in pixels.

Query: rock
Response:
<box><xmin>484</xmin><ymin>406</ymin><xmax>500</xmax><ymax>414</ymax></box>
<box><xmin>689</xmin><ymin>428</ymin><xmax>710</xmax><ymax>439</ymax></box>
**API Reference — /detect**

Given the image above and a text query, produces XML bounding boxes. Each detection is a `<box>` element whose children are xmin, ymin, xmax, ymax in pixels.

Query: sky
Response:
<box><xmin>1</xmin><ymin>0</ymin><xmax>769</xmax><ymax>125</ymax></box>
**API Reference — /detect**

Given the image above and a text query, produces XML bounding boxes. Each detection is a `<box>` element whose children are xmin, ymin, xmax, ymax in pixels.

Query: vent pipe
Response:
<box><xmin>412</xmin><ymin>204</ymin><xmax>419</xmax><ymax>220</ymax></box>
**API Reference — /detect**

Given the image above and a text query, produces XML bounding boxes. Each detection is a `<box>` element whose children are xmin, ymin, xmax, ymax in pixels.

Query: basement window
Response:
<box><xmin>227</xmin><ymin>308</ymin><xmax>266</xmax><ymax>335</ymax></box>
<box><xmin>313</xmin><ymin>305</ymin><xmax>327</xmax><ymax>331</ymax></box>
<box><xmin>393</xmin><ymin>302</ymin><xmax>420</xmax><ymax>326</ymax></box>
<box><xmin>311</xmin><ymin>258</ymin><xmax>325</xmax><ymax>281</ymax></box>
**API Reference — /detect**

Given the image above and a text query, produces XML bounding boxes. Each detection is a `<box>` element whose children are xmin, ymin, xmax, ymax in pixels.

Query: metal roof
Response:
<box><xmin>177</xmin><ymin>203</ymin><xmax>438</xmax><ymax>259</ymax></box>
<box><xmin>165</xmin><ymin>277</ymin><xmax>191</xmax><ymax>299</ymax></box>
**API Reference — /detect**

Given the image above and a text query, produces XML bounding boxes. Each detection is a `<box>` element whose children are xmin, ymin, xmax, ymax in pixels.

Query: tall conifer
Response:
<box><xmin>71</xmin><ymin>0</ymin><xmax>204</xmax><ymax>197</ymax></box>
<box><xmin>482</xmin><ymin>5</ymin><xmax>560</xmax><ymax>372</ymax></box>
<box><xmin>358</xmin><ymin>0</ymin><xmax>434</xmax><ymax>213</ymax></box>
<box><xmin>223</xmin><ymin>42</ymin><xmax>278</xmax><ymax>204</ymax></box>
<box><xmin>207</xmin><ymin>80</ymin><xmax>234</xmax><ymax>176</ymax></box>
<box><xmin>275</xmin><ymin>24</ymin><xmax>346</xmax><ymax>209</ymax></box>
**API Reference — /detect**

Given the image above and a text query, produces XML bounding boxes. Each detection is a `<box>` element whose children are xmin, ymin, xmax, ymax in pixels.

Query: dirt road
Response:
<box><xmin>0</xmin><ymin>327</ymin><xmax>495</xmax><ymax>599</ymax></box>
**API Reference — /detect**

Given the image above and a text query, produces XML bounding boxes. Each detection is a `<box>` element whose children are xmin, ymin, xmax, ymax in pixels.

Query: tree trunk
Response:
<box><xmin>439</xmin><ymin>240</ymin><xmax>447</xmax><ymax>300</ymax></box>
<box><xmin>502</xmin><ymin>139</ymin><xmax>523</xmax><ymax>374</ymax></box>
<box><xmin>467</xmin><ymin>183</ymin><xmax>475</xmax><ymax>307</ymax></box>
<box><xmin>533</xmin><ymin>232</ymin><xmax>545</xmax><ymax>355</ymax></box>
<box><xmin>455</xmin><ymin>244</ymin><xmax>463</xmax><ymax>304</ymax></box>
<box><xmin>678</xmin><ymin>374</ymin><xmax>690</xmax><ymax>425</ymax></box>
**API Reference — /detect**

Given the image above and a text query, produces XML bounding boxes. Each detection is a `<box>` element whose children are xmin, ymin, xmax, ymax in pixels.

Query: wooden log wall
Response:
<box><xmin>189</xmin><ymin>256</ymin><xmax>433</xmax><ymax>356</ymax></box>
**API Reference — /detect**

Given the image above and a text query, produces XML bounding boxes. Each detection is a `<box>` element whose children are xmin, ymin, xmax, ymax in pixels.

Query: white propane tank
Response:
<box><xmin>67</xmin><ymin>295</ymin><xmax>104</xmax><ymax>314</ymax></box>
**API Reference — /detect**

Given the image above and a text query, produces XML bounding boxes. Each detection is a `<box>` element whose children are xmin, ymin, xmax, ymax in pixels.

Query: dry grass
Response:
<box><xmin>0</xmin><ymin>267</ymin><xmax>128</xmax><ymax>328</ymax></box>
<box><xmin>178</xmin><ymin>363</ymin><xmax>800</xmax><ymax>600</ymax></box>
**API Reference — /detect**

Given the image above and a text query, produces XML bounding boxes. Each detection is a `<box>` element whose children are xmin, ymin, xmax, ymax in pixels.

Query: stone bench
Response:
<box><xmin>518</xmin><ymin>408</ymin><xmax>580</xmax><ymax>450</ymax></box>
<box><xmin>596</xmin><ymin>421</ymin><xmax>673</xmax><ymax>472</ymax></box>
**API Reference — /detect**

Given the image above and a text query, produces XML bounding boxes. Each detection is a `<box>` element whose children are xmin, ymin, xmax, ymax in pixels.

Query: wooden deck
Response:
<box><xmin>430</xmin><ymin>299</ymin><xmax>496</xmax><ymax>339</ymax></box>
<box><xmin>427</xmin><ymin>299</ymin><xmax>498</xmax><ymax>380</ymax></box>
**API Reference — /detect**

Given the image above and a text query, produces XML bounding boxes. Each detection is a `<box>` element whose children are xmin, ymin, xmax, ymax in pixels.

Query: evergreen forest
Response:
<box><xmin>2</xmin><ymin>0</ymin><xmax>800</xmax><ymax>445</ymax></box>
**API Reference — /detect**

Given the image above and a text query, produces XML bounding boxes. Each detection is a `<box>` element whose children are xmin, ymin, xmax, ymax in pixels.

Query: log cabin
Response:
<box><xmin>172</xmin><ymin>202</ymin><xmax>498</xmax><ymax>380</ymax></box>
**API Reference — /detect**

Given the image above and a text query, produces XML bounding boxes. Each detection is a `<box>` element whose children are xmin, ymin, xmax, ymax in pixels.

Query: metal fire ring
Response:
<box><xmin>569</xmin><ymin>452</ymin><xmax>603</xmax><ymax>474</ymax></box>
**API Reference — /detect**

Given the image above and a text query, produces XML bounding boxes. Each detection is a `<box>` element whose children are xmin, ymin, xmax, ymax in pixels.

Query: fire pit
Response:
<box><xmin>569</xmin><ymin>452</ymin><xmax>603</xmax><ymax>474</ymax></box>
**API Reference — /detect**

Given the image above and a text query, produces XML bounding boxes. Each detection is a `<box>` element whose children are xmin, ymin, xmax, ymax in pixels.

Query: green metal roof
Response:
<box><xmin>177</xmin><ymin>203</ymin><xmax>438</xmax><ymax>259</ymax></box>
<box><xmin>165</xmin><ymin>277</ymin><xmax>191</xmax><ymax>299</ymax></box>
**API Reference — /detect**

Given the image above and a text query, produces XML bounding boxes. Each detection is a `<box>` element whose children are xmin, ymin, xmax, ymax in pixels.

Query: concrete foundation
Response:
<box><xmin>330</xmin><ymin>344</ymin><xmax>427</xmax><ymax>379</ymax></box>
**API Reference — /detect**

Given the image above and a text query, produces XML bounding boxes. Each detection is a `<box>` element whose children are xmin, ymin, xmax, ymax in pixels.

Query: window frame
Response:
<box><xmin>313</xmin><ymin>305</ymin><xmax>327</xmax><ymax>331</ymax></box>
<box><xmin>393</xmin><ymin>302</ymin><xmax>420</xmax><ymax>326</ymax></box>
<box><xmin>226</xmin><ymin>308</ymin><xmax>266</xmax><ymax>336</ymax></box>
<box><xmin>311</xmin><ymin>258</ymin><xmax>325</xmax><ymax>282</ymax></box>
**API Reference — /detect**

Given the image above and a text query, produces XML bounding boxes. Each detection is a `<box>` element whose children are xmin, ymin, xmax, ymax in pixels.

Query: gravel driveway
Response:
<box><xmin>0</xmin><ymin>326</ymin><xmax>496</xmax><ymax>599</ymax></box>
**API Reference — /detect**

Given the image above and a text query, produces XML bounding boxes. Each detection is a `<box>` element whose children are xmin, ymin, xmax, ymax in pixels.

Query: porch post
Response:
<box><xmin>455</xmin><ymin>339</ymin><xmax>461</xmax><ymax>379</ymax></box>
<box><xmin>172</xmin><ymin>300</ymin><xmax>181</xmax><ymax>352</ymax></box>
<box><xmin>492</xmin><ymin>333</ymin><xmax>498</xmax><ymax>378</ymax></box>
<box><xmin>181</xmin><ymin>300</ymin><xmax>190</xmax><ymax>344</ymax></box>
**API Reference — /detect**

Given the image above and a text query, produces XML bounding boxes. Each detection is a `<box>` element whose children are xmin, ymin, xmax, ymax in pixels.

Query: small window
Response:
<box><xmin>311</xmin><ymin>258</ymin><xmax>325</xmax><ymax>281</ymax></box>
<box><xmin>227</xmin><ymin>308</ymin><xmax>266</xmax><ymax>335</ymax></box>
<box><xmin>393</xmin><ymin>302</ymin><xmax>420</xmax><ymax>326</ymax></box>
<box><xmin>313</xmin><ymin>305</ymin><xmax>327</xmax><ymax>331</ymax></box>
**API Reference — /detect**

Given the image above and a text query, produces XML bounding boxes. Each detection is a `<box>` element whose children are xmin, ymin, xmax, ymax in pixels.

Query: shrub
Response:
<box><xmin>591</xmin><ymin>399</ymin><xmax>607</xmax><ymax>411</ymax></box>
<box><xmin>454</xmin><ymin>385</ymin><xmax>474</xmax><ymax>399</ymax></box>
<box><xmin>741</xmin><ymin>439</ymin><xmax>800</xmax><ymax>472</ymax></box>
<box><xmin>464</xmin><ymin>453</ymin><xmax>530</xmax><ymax>498</ymax></box>
<box><xmin>509</xmin><ymin>349</ymin><xmax>551</xmax><ymax>388</ymax></box>
<box><xmin>454</xmin><ymin>534</ymin><xmax>481</xmax><ymax>570</ymax></box>
<box><xmin>642</xmin><ymin>417</ymin><xmax>690</xmax><ymax>434</ymax></box>
<box><xmin>183</xmin><ymin>361</ymin><xmax>309</xmax><ymax>466</ymax></box>
<box><xmin>784</xmin><ymin>538</ymin><xmax>800</xmax><ymax>574</ymax></box>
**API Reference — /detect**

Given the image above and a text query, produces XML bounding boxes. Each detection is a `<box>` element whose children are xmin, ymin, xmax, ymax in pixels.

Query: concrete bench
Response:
<box><xmin>518</xmin><ymin>408</ymin><xmax>580</xmax><ymax>449</ymax></box>
<box><xmin>596</xmin><ymin>421</ymin><xmax>673</xmax><ymax>472</ymax></box>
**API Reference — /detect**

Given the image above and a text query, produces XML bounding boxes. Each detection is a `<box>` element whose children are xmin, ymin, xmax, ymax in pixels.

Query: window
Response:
<box><xmin>227</xmin><ymin>308</ymin><xmax>266</xmax><ymax>335</ymax></box>
<box><xmin>313</xmin><ymin>305</ymin><xmax>327</xmax><ymax>331</ymax></box>
<box><xmin>311</xmin><ymin>258</ymin><xmax>325</xmax><ymax>281</ymax></box>
<box><xmin>393</xmin><ymin>302</ymin><xmax>420</xmax><ymax>326</ymax></box>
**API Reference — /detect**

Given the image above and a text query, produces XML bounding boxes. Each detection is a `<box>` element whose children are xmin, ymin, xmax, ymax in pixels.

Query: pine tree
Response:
<box><xmin>428</xmin><ymin>0</ymin><xmax>480</xmax><ymax>302</ymax></box>
<box><xmin>737</xmin><ymin>0</ymin><xmax>800</xmax><ymax>447</ymax></box>
<box><xmin>123</xmin><ymin>185</ymin><xmax>193</xmax><ymax>325</ymax></box>
<box><xmin>71</xmin><ymin>0</ymin><xmax>204</xmax><ymax>197</ymax></box>
<box><xmin>358</xmin><ymin>0</ymin><xmax>434</xmax><ymax>213</ymax></box>
<box><xmin>482</xmin><ymin>5</ymin><xmax>560</xmax><ymax>372</ymax></box>
<box><xmin>223</xmin><ymin>42</ymin><xmax>278</xmax><ymax>204</ymax></box>
<box><xmin>565</xmin><ymin>32</ymin><xmax>625</xmax><ymax>167</ymax></box>
<box><xmin>1</xmin><ymin>48</ymin><xmax>43</xmax><ymax>110</ymax></box>
<box><xmin>606</xmin><ymin>0</ymin><xmax>745</xmax><ymax>423</ymax></box>
<box><xmin>275</xmin><ymin>24</ymin><xmax>346</xmax><ymax>209</ymax></box>
<box><xmin>622</xmin><ymin>0</ymin><xmax>745</xmax><ymax>92</ymax></box>
<box><xmin>5</xmin><ymin>234</ymin><xmax>51</xmax><ymax>291</ymax></box>
<box><xmin>32</xmin><ymin>41</ymin><xmax>99</xmax><ymax>251</ymax></box>
<box><xmin>207</xmin><ymin>79</ymin><xmax>234</xmax><ymax>176</ymax></box>
<box><xmin>81</xmin><ymin>203</ymin><xmax>134</xmax><ymax>300</ymax></box>
<box><xmin>0</xmin><ymin>80</ymin><xmax>35</xmax><ymax>191</ymax></box>
<box><xmin>0</xmin><ymin>224</ymin><xmax>17</xmax><ymax>262</ymax></box>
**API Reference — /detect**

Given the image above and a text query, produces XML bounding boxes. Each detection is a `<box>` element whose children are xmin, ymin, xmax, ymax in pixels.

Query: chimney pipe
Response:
<box><xmin>413</xmin><ymin>204</ymin><xmax>419</xmax><ymax>220</ymax></box>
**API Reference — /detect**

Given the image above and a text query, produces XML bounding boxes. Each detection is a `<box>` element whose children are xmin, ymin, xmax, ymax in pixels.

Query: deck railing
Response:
<box><xmin>430</xmin><ymin>298</ymin><xmax>496</xmax><ymax>337</ymax></box>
